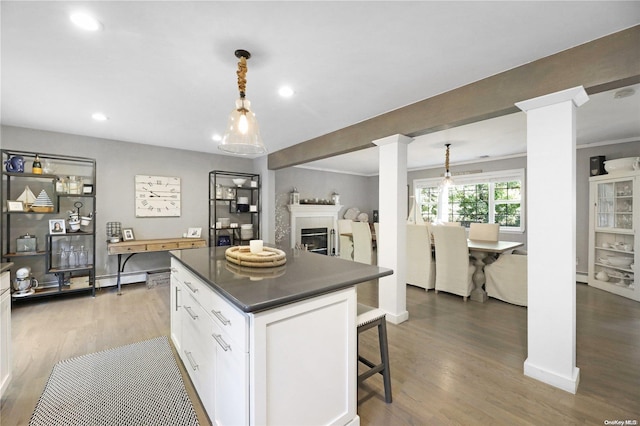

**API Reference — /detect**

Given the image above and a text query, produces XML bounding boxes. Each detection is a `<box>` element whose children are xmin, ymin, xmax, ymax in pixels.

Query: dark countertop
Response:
<box><xmin>170</xmin><ymin>246</ymin><xmax>393</xmax><ymax>313</ymax></box>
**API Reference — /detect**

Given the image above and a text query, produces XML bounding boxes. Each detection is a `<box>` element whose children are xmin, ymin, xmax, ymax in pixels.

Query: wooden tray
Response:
<box><xmin>225</xmin><ymin>246</ymin><xmax>287</xmax><ymax>268</ymax></box>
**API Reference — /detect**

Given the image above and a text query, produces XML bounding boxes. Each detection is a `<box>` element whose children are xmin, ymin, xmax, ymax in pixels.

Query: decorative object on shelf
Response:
<box><xmin>135</xmin><ymin>175</ymin><xmax>181</xmax><ymax>217</ymax></box>
<box><xmin>4</xmin><ymin>155</ymin><xmax>24</xmax><ymax>172</ymax></box>
<box><xmin>332</xmin><ymin>192</ymin><xmax>340</xmax><ymax>205</ymax></box>
<box><xmin>219</xmin><ymin>217</ymin><xmax>231</xmax><ymax>228</ymax></box>
<box><xmin>240</xmin><ymin>224</ymin><xmax>253</xmax><ymax>240</ymax></box>
<box><xmin>16</xmin><ymin>234</ymin><xmax>37</xmax><ymax>252</ymax></box>
<box><xmin>439</xmin><ymin>143</ymin><xmax>455</xmax><ymax>189</ymax></box>
<box><xmin>106</xmin><ymin>221</ymin><xmax>122</xmax><ymax>241</ymax></box>
<box><xmin>12</xmin><ymin>267</ymin><xmax>38</xmax><ymax>295</ymax></box>
<box><xmin>225</xmin><ymin>245</ymin><xmax>286</xmax><ymax>267</ymax></box>
<box><xmin>6</xmin><ymin>200</ymin><xmax>25</xmax><ymax>212</ymax></box>
<box><xmin>217</xmin><ymin>235</ymin><xmax>231</xmax><ymax>246</ymax></box>
<box><xmin>68</xmin><ymin>176</ymin><xmax>83</xmax><ymax>194</ymax></box>
<box><xmin>249</xmin><ymin>239</ymin><xmax>263</xmax><ymax>254</ymax></box>
<box><xmin>233</xmin><ymin>178</ymin><xmax>247</xmax><ymax>187</ymax></box>
<box><xmin>122</xmin><ymin>228</ymin><xmax>135</xmax><ymax>241</ymax></box>
<box><xmin>31</xmin><ymin>189</ymin><xmax>54</xmax><ymax>212</ymax></box>
<box><xmin>187</xmin><ymin>227</ymin><xmax>202</xmax><ymax>238</ymax></box>
<box><xmin>49</xmin><ymin>219</ymin><xmax>66</xmax><ymax>234</ymax></box>
<box><xmin>290</xmin><ymin>187</ymin><xmax>300</xmax><ymax>205</ymax></box>
<box><xmin>17</xmin><ymin>185</ymin><xmax>36</xmax><ymax>209</ymax></box>
<box><xmin>219</xmin><ymin>49</ymin><xmax>267</xmax><ymax>155</ymax></box>
<box><xmin>32</xmin><ymin>154</ymin><xmax>42</xmax><ymax>174</ymax></box>
<box><xmin>83</xmin><ymin>184</ymin><xmax>94</xmax><ymax>194</ymax></box>
<box><xmin>604</xmin><ymin>157</ymin><xmax>640</xmax><ymax>173</ymax></box>
<box><xmin>590</xmin><ymin>155</ymin><xmax>606</xmax><ymax>176</ymax></box>
<box><xmin>224</xmin><ymin>186</ymin><xmax>235</xmax><ymax>200</ymax></box>
<box><xmin>215</xmin><ymin>183</ymin><xmax>223</xmax><ymax>199</ymax></box>
<box><xmin>237</xmin><ymin>196</ymin><xmax>250</xmax><ymax>212</ymax></box>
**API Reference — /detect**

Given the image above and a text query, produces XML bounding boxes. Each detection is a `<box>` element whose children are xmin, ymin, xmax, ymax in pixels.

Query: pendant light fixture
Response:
<box><xmin>439</xmin><ymin>143</ymin><xmax>455</xmax><ymax>188</ymax></box>
<box><xmin>219</xmin><ymin>49</ymin><xmax>267</xmax><ymax>155</ymax></box>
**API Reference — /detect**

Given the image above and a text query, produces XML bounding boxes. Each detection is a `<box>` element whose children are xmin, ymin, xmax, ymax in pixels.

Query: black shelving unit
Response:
<box><xmin>1</xmin><ymin>149</ymin><xmax>97</xmax><ymax>300</ymax></box>
<box><xmin>209</xmin><ymin>171</ymin><xmax>260</xmax><ymax>247</ymax></box>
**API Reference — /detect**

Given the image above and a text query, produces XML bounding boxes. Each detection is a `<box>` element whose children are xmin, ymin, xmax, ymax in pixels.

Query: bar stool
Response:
<box><xmin>356</xmin><ymin>303</ymin><xmax>392</xmax><ymax>403</ymax></box>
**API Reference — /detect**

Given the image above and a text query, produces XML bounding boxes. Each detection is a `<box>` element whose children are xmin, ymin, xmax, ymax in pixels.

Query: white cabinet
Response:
<box><xmin>0</xmin><ymin>270</ymin><xmax>11</xmax><ymax>399</ymax></box>
<box><xmin>170</xmin><ymin>257</ymin><xmax>358</xmax><ymax>426</ymax></box>
<box><xmin>588</xmin><ymin>171</ymin><xmax>638</xmax><ymax>301</ymax></box>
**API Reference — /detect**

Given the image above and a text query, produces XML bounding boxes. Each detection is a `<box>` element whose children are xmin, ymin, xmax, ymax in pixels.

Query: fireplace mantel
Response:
<box><xmin>288</xmin><ymin>204</ymin><xmax>342</xmax><ymax>251</ymax></box>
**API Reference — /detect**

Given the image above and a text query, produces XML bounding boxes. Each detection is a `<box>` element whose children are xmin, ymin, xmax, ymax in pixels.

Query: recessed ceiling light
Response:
<box><xmin>211</xmin><ymin>134</ymin><xmax>222</xmax><ymax>142</ymax></box>
<box><xmin>70</xmin><ymin>12</ymin><xmax>102</xmax><ymax>31</ymax></box>
<box><xmin>92</xmin><ymin>112</ymin><xmax>108</xmax><ymax>121</ymax></box>
<box><xmin>278</xmin><ymin>86</ymin><xmax>294</xmax><ymax>98</ymax></box>
<box><xmin>613</xmin><ymin>88</ymin><xmax>635</xmax><ymax>99</ymax></box>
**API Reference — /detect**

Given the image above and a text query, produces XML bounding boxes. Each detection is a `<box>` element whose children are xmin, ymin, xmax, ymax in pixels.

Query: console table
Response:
<box><xmin>107</xmin><ymin>238</ymin><xmax>207</xmax><ymax>294</ymax></box>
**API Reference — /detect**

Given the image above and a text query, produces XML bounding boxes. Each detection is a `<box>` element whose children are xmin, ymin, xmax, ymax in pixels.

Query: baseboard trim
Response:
<box><xmin>96</xmin><ymin>273</ymin><xmax>147</xmax><ymax>289</ymax></box>
<box><xmin>576</xmin><ymin>272</ymin><xmax>588</xmax><ymax>284</ymax></box>
<box><xmin>524</xmin><ymin>358</ymin><xmax>580</xmax><ymax>394</ymax></box>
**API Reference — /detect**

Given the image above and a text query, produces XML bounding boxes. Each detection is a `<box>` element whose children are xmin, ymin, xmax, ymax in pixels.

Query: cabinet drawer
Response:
<box><xmin>208</xmin><ymin>290</ymin><xmax>248</xmax><ymax>353</ymax></box>
<box><xmin>147</xmin><ymin>242</ymin><xmax>179</xmax><ymax>251</ymax></box>
<box><xmin>108</xmin><ymin>244</ymin><xmax>146</xmax><ymax>254</ymax></box>
<box><xmin>178</xmin><ymin>240</ymin><xmax>207</xmax><ymax>249</ymax></box>
<box><xmin>172</xmin><ymin>261</ymin><xmax>212</xmax><ymax>314</ymax></box>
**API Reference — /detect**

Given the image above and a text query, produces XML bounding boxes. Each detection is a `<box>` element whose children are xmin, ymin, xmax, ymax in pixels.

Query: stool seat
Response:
<box><xmin>356</xmin><ymin>303</ymin><xmax>392</xmax><ymax>403</ymax></box>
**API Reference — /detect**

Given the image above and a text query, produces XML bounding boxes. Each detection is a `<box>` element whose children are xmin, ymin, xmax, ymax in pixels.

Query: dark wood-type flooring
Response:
<box><xmin>1</xmin><ymin>280</ymin><xmax>638</xmax><ymax>425</ymax></box>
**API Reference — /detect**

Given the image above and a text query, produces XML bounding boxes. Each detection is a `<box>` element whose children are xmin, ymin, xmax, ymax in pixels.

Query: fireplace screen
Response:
<box><xmin>300</xmin><ymin>227</ymin><xmax>328</xmax><ymax>255</ymax></box>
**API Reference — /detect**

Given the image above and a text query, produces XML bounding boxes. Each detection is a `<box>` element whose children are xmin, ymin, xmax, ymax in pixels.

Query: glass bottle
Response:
<box><xmin>32</xmin><ymin>154</ymin><xmax>42</xmax><ymax>174</ymax></box>
<box><xmin>59</xmin><ymin>248</ymin><xmax>68</xmax><ymax>269</ymax></box>
<box><xmin>68</xmin><ymin>246</ymin><xmax>77</xmax><ymax>268</ymax></box>
<box><xmin>78</xmin><ymin>246</ymin><xmax>87</xmax><ymax>266</ymax></box>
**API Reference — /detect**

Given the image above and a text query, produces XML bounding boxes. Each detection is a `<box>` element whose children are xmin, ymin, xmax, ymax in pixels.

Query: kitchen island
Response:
<box><xmin>170</xmin><ymin>246</ymin><xmax>392</xmax><ymax>426</ymax></box>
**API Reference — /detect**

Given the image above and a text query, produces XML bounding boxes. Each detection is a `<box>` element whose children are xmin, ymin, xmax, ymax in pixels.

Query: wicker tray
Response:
<box><xmin>225</xmin><ymin>246</ymin><xmax>286</xmax><ymax>268</ymax></box>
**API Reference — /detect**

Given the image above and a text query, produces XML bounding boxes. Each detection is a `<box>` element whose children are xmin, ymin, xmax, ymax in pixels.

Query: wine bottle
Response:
<box><xmin>32</xmin><ymin>154</ymin><xmax>42</xmax><ymax>174</ymax></box>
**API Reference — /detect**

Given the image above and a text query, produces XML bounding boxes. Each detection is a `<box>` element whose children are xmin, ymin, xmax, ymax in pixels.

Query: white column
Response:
<box><xmin>516</xmin><ymin>86</ymin><xmax>589</xmax><ymax>394</ymax></box>
<box><xmin>373</xmin><ymin>134</ymin><xmax>412</xmax><ymax>324</ymax></box>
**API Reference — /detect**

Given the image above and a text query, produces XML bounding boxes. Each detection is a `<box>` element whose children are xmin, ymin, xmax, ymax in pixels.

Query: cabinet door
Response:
<box><xmin>169</xmin><ymin>277</ymin><xmax>182</xmax><ymax>351</ymax></box>
<box><xmin>212</xmin><ymin>325</ymin><xmax>249</xmax><ymax>426</ymax></box>
<box><xmin>0</xmin><ymin>289</ymin><xmax>11</xmax><ymax>398</ymax></box>
<box><xmin>595</xmin><ymin>178</ymin><xmax>633</xmax><ymax>230</ymax></box>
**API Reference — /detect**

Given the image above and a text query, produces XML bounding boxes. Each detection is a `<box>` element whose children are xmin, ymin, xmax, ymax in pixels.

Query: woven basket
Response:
<box><xmin>225</xmin><ymin>246</ymin><xmax>286</xmax><ymax>268</ymax></box>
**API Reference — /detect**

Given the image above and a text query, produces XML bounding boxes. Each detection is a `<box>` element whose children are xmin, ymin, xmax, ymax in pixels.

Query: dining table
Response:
<box><xmin>467</xmin><ymin>239</ymin><xmax>524</xmax><ymax>302</ymax></box>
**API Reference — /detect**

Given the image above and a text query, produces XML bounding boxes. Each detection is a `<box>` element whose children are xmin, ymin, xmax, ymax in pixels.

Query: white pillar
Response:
<box><xmin>516</xmin><ymin>86</ymin><xmax>589</xmax><ymax>394</ymax></box>
<box><xmin>373</xmin><ymin>134</ymin><xmax>412</xmax><ymax>324</ymax></box>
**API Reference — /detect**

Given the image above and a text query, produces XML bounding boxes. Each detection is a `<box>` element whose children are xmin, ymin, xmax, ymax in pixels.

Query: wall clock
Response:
<box><xmin>135</xmin><ymin>175</ymin><xmax>181</xmax><ymax>217</ymax></box>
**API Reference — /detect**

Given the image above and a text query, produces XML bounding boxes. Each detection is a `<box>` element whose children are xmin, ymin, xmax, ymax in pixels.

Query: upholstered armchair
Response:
<box><xmin>432</xmin><ymin>225</ymin><xmax>475</xmax><ymax>300</ymax></box>
<box><xmin>406</xmin><ymin>224</ymin><xmax>436</xmax><ymax>290</ymax></box>
<box><xmin>484</xmin><ymin>252</ymin><xmax>528</xmax><ymax>306</ymax></box>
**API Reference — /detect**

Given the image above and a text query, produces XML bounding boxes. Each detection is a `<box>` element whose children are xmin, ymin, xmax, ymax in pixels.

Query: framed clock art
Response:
<box><xmin>135</xmin><ymin>175</ymin><xmax>181</xmax><ymax>217</ymax></box>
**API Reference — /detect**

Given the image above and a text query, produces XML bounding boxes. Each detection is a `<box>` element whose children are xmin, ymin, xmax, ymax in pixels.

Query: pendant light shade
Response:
<box><xmin>439</xmin><ymin>143</ymin><xmax>455</xmax><ymax>188</ymax></box>
<box><xmin>219</xmin><ymin>50</ymin><xmax>267</xmax><ymax>155</ymax></box>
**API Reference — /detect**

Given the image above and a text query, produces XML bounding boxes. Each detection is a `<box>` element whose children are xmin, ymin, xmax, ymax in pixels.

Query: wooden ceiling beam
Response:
<box><xmin>268</xmin><ymin>25</ymin><xmax>640</xmax><ymax>170</ymax></box>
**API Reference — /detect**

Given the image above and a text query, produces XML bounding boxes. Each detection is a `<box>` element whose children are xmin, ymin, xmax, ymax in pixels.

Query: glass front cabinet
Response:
<box><xmin>588</xmin><ymin>170</ymin><xmax>638</xmax><ymax>301</ymax></box>
<box><xmin>1</xmin><ymin>150</ymin><xmax>96</xmax><ymax>300</ymax></box>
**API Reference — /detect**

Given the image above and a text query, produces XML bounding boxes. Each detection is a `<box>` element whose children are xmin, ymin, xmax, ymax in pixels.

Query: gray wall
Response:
<box><xmin>273</xmin><ymin>167</ymin><xmax>377</xmax><ymax>246</ymax></box>
<box><xmin>1</xmin><ymin>125</ymin><xmax>255</xmax><ymax>284</ymax></box>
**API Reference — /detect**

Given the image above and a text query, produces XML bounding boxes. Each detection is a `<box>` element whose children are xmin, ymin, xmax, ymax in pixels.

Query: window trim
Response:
<box><xmin>413</xmin><ymin>168</ymin><xmax>525</xmax><ymax>233</ymax></box>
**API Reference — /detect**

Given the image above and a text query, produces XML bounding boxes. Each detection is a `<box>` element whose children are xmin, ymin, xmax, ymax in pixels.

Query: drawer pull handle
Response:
<box><xmin>184</xmin><ymin>350</ymin><xmax>199</xmax><ymax>370</ymax></box>
<box><xmin>184</xmin><ymin>306</ymin><xmax>198</xmax><ymax>320</ymax></box>
<box><xmin>211</xmin><ymin>310</ymin><xmax>231</xmax><ymax>326</ymax></box>
<box><xmin>184</xmin><ymin>281</ymin><xmax>198</xmax><ymax>293</ymax></box>
<box><xmin>174</xmin><ymin>287</ymin><xmax>181</xmax><ymax>312</ymax></box>
<box><xmin>212</xmin><ymin>333</ymin><xmax>231</xmax><ymax>351</ymax></box>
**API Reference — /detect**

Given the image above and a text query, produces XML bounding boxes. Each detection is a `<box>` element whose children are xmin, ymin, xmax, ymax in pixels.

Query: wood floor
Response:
<box><xmin>1</xmin><ymin>281</ymin><xmax>638</xmax><ymax>425</ymax></box>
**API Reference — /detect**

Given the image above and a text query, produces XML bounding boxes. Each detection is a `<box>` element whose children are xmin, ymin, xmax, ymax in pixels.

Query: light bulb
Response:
<box><xmin>238</xmin><ymin>113</ymin><xmax>249</xmax><ymax>134</ymax></box>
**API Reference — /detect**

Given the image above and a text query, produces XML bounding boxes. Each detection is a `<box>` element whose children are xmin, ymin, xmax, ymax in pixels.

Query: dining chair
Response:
<box><xmin>373</xmin><ymin>222</ymin><xmax>380</xmax><ymax>254</ymax></box>
<box><xmin>468</xmin><ymin>223</ymin><xmax>500</xmax><ymax>242</ymax></box>
<box><xmin>351</xmin><ymin>221</ymin><xmax>374</xmax><ymax>264</ymax></box>
<box><xmin>357</xmin><ymin>303</ymin><xmax>392</xmax><ymax>403</ymax></box>
<box><xmin>431</xmin><ymin>225</ymin><xmax>475</xmax><ymax>301</ymax></box>
<box><xmin>338</xmin><ymin>219</ymin><xmax>354</xmax><ymax>260</ymax></box>
<box><xmin>406</xmin><ymin>224</ymin><xmax>436</xmax><ymax>290</ymax></box>
<box><xmin>484</xmin><ymin>252</ymin><xmax>528</xmax><ymax>306</ymax></box>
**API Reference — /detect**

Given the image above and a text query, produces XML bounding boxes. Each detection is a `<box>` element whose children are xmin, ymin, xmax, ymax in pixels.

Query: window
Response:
<box><xmin>413</xmin><ymin>169</ymin><xmax>525</xmax><ymax>232</ymax></box>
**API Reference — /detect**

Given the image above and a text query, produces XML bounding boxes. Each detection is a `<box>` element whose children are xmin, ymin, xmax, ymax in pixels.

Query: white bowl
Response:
<box><xmin>607</xmin><ymin>256</ymin><xmax>633</xmax><ymax>267</ymax></box>
<box><xmin>604</xmin><ymin>157</ymin><xmax>639</xmax><ymax>173</ymax></box>
<box><xmin>232</xmin><ymin>178</ymin><xmax>247</xmax><ymax>187</ymax></box>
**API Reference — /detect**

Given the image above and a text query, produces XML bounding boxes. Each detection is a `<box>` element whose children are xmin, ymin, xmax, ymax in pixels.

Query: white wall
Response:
<box><xmin>1</xmin><ymin>125</ymin><xmax>255</xmax><ymax>284</ymax></box>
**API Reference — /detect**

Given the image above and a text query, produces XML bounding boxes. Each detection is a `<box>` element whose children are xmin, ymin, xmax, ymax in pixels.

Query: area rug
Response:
<box><xmin>30</xmin><ymin>336</ymin><xmax>199</xmax><ymax>426</ymax></box>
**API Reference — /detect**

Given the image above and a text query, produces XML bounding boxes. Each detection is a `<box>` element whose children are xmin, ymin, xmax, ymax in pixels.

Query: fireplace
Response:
<box><xmin>288</xmin><ymin>204</ymin><xmax>341</xmax><ymax>253</ymax></box>
<box><xmin>301</xmin><ymin>227</ymin><xmax>329</xmax><ymax>255</ymax></box>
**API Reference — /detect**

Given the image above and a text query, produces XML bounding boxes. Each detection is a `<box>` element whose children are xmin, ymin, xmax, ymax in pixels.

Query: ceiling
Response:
<box><xmin>2</xmin><ymin>1</ymin><xmax>639</xmax><ymax>175</ymax></box>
